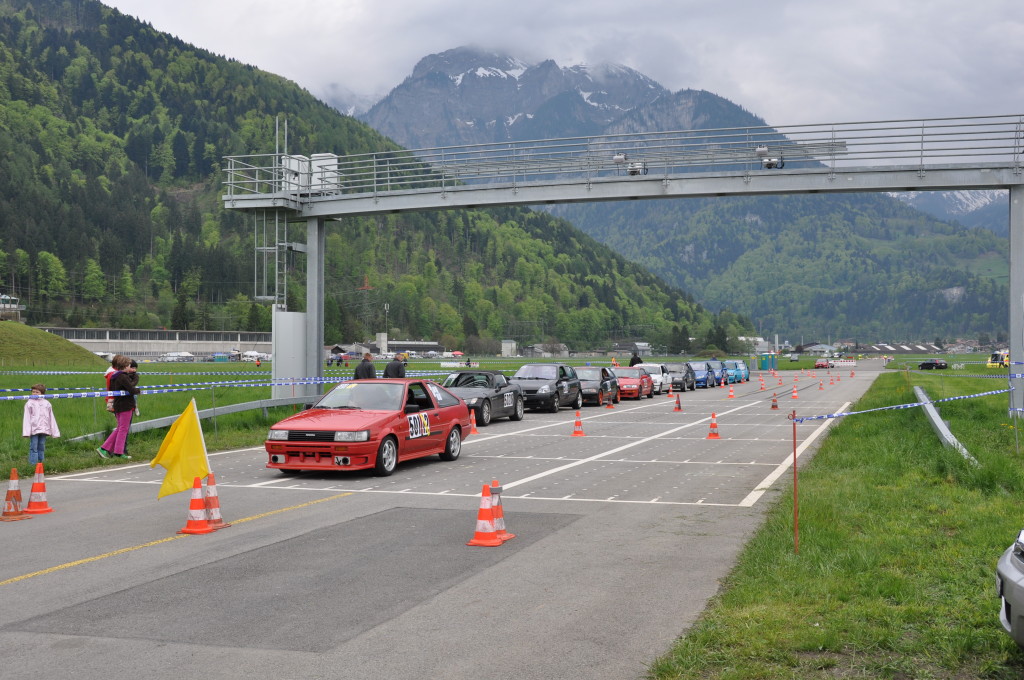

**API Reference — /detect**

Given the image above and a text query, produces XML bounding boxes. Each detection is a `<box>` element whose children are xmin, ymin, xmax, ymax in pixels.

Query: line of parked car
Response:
<box><xmin>262</xmin><ymin>359</ymin><xmax>754</xmax><ymax>479</ymax></box>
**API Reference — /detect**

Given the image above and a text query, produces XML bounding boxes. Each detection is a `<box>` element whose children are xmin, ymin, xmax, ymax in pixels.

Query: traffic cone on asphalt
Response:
<box><xmin>706</xmin><ymin>412</ymin><xmax>721</xmax><ymax>439</ymax></box>
<box><xmin>778</xmin><ymin>377</ymin><xmax>783</xmax><ymax>386</ymax></box>
<box><xmin>674</xmin><ymin>395</ymin><xmax>682</xmax><ymax>412</ymax></box>
<box><xmin>203</xmin><ymin>472</ymin><xmax>230</xmax><ymax>530</ymax></box>
<box><xmin>571</xmin><ymin>411</ymin><xmax>586</xmax><ymax>437</ymax></box>
<box><xmin>829</xmin><ymin>375</ymin><xmax>835</xmax><ymax>386</ymax></box>
<box><xmin>819</xmin><ymin>380</ymin><xmax>825</xmax><ymax>391</ymax></box>
<box><xmin>727</xmin><ymin>384</ymin><xmax>735</xmax><ymax>399</ymax></box>
<box><xmin>0</xmin><ymin>468</ymin><xmax>30</xmax><ymax>521</ymax></box>
<box><xmin>771</xmin><ymin>393</ymin><xmax>779</xmax><ymax>410</ymax></box>
<box><xmin>177</xmin><ymin>477</ymin><xmax>214</xmax><ymax>535</ymax></box>
<box><xmin>23</xmin><ymin>463</ymin><xmax>53</xmax><ymax>514</ymax></box>
<box><xmin>469</xmin><ymin>409</ymin><xmax>480</xmax><ymax>435</ymax></box>
<box><xmin>850</xmin><ymin>370</ymin><xmax>855</xmax><ymax>378</ymax></box>
<box><xmin>467</xmin><ymin>484</ymin><xmax>503</xmax><ymax>547</ymax></box>
<box><xmin>791</xmin><ymin>385</ymin><xmax>799</xmax><ymax>399</ymax></box>
<box><xmin>605</xmin><ymin>390</ymin><xmax>615</xmax><ymax>409</ymax></box>
<box><xmin>666</xmin><ymin>383</ymin><xmax>673</xmax><ymax>398</ymax></box>
<box><xmin>490</xmin><ymin>480</ymin><xmax>515</xmax><ymax>542</ymax></box>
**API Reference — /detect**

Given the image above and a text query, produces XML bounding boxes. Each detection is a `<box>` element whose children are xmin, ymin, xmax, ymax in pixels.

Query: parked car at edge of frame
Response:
<box><xmin>997</xmin><ymin>528</ymin><xmax>1024</xmax><ymax>648</ymax></box>
<box><xmin>509</xmin><ymin>363</ymin><xmax>583</xmax><ymax>413</ymax></box>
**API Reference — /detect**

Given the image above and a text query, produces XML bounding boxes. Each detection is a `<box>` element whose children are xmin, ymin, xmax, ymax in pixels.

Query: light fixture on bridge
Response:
<box><xmin>755</xmin><ymin>144</ymin><xmax>784</xmax><ymax>169</ymax></box>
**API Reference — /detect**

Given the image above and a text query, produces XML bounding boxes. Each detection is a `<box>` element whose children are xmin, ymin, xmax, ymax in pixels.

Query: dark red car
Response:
<box><xmin>612</xmin><ymin>367</ymin><xmax>654</xmax><ymax>399</ymax></box>
<box><xmin>265</xmin><ymin>379</ymin><xmax>470</xmax><ymax>476</ymax></box>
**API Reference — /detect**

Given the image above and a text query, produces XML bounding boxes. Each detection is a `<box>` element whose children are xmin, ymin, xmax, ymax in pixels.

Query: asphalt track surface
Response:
<box><xmin>0</xmin><ymin>365</ymin><xmax>881</xmax><ymax>680</ymax></box>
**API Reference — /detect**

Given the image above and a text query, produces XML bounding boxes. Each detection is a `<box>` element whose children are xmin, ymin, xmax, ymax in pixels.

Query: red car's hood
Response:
<box><xmin>618</xmin><ymin>377</ymin><xmax>642</xmax><ymax>386</ymax></box>
<box><xmin>271</xmin><ymin>408</ymin><xmax>394</xmax><ymax>431</ymax></box>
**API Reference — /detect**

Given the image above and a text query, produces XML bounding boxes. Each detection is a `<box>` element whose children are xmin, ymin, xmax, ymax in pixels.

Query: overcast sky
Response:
<box><xmin>102</xmin><ymin>0</ymin><xmax>1023</xmax><ymax>126</ymax></box>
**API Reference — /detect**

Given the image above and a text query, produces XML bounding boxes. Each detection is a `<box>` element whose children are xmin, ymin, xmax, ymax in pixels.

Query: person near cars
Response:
<box><xmin>383</xmin><ymin>353</ymin><xmax>406</xmax><ymax>378</ymax></box>
<box><xmin>353</xmin><ymin>352</ymin><xmax>376</xmax><ymax>379</ymax></box>
<box><xmin>97</xmin><ymin>354</ymin><xmax>140</xmax><ymax>460</ymax></box>
<box><xmin>23</xmin><ymin>383</ymin><xmax>59</xmax><ymax>465</ymax></box>
<box><xmin>629</xmin><ymin>351</ymin><xmax>642</xmax><ymax>367</ymax></box>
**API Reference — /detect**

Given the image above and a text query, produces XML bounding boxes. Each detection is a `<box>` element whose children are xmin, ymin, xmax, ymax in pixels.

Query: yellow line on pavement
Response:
<box><xmin>0</xmin><ymin>492</ymin><xmax>352</xmax><ymax>586</ymax></box>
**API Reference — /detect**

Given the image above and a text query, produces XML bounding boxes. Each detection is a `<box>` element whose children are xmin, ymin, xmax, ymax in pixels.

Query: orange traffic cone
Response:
<box><xmin>203</xmin><ymin>472</ymin><xmax>230</xmax><ymax>530</ymax></box>
<box><xmin>605</xmin><ymin>390</ymin><xmax>615</xmax><ymax>409</ymax></box>
<box><xmin>490</xmin><ymin>480</ymin><xmax>515</xmax><ymax>542</ymax></box>
<box><xmin>727</xmin><ymin>384</ymin><xmax>735</xmax><ymax>399</ymax></box>
<box><xmin>0</xmin><ymin>468</ymin><xmax>30</xmax><ymax>521</ymax></box>
<box><xmin>673</xmin><ymin>395</ymin><xmax>682</xmax><ymax>412</ymax></box>
<box><xmin>706</xmin><ymin>412</ymin><xmax>721</xmax><ymax>439</ymax></box>
<box><xmin>178</xmin><ymin>477</ymin><xmax>214</xmax><ymax>535</ymax></box>
<box><xmin>469</xmin><ymin>409</ymin><xmax>480</xmax><ymax>435</ymax></box>
<box><xmin>759</xmin><ymin>379</ymin><xmax>766</xmax><ymax>391</ymax></box>
<box><xmin>719</xmin><ymin>377</ymin><xmax>726</xmax><ymax>389</ymax></box>
<box><xmin>771</xmin><ymin>393</ymin><xmax>779</xmax><ymax>410</ymax></box>
<box><xmin>819</xmin><ymin>380</ymin><xmax>825</xmax><ymax>391</ymax></box>
<box><xmin>467</xmin><ymin>484</ymin><xmax>503</xmax><ymax>547</ymax></box>
<box><xmin>23</xmin><ymin>463</ymin><xmax>53</xmax><ymax>514</ymax></box>
<box><xmin>666</xmin><ymin>382</ymin><xmax>674</xmax><ymax>398</ymax></box>
<box><xmin>791</xmin><ymin>385</ymin><xmax>799</xmax><ymax>399</ymax></box>
<box><xmin>571</xmin><ymin>411</ymin><xmax>586</xmax><ymax>437</ymax></box>
<box><xmin>778</xmin><ymin>377</ymin><xmax>783</xmax><ymax>386</ymax></box>
<box><xmin>829</xmin><ymin>375</ymin><xmax>835</xmax><ymax>385</ymax></box>
<box><xmin>850</xmin><ymin>370</ymin><xmax>855</xmax><ymax>378</ymax></box>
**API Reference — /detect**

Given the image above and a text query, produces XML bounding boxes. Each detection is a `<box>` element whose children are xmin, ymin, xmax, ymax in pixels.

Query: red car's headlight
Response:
<box><xmin>334</xmin><ymin>431</ymin><xmax>370</xmax><ymax>442</ymax></box>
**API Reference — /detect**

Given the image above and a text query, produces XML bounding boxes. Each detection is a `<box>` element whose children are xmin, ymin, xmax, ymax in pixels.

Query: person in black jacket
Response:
<box><xmin>353</xmin><ymin>353</ymin><xmax>376</xmax><ymax>379</ymax></box>
<box><xmin>629</xmin><ymin>351</ymin><xmax>642</xmax><ymax>366</ymax></box>
<box><xmin>383</xmin><ymin>354</ymin><xmax>406</xmax><ymax>378</ymax></box>
<box><xmin>97</xmin><ymin>355</ymin><xmax>141</xmax><ymax>459</ymax></box>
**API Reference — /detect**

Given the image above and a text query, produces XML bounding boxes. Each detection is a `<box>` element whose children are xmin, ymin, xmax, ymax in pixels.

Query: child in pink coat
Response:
<box><xmin>23</xmin><ymin>384</ymin><xmax>60</xmax><ymax>465</ymax></box>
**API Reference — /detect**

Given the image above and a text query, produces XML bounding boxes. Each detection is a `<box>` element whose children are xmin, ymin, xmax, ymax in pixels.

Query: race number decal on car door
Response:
<box><xmin>407</xmin><ymin>412</ymin><xmax>431</xmax><ymax>438</ymax></box>
<box><xmin>503</xmin><ymin>393</ymin><xmax>514</xmax><ymax>408</ymax></box>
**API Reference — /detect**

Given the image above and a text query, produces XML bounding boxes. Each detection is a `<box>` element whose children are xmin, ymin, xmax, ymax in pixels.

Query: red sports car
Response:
<box><xmin>613</xmin><ymin>367</ymin><xmax>654</xmax><ymax>399</ymax></box>
<box><xmin>265</xmin><ymin>379</ymin><xmax>471</xmax><ymax>476</ymax></box>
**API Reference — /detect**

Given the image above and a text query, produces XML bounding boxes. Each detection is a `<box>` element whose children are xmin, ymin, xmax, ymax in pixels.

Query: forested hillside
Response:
<box><xmin>0</xmin><ymin>0</ymin><xmax>749</xmax><ymax>352</ymax></box>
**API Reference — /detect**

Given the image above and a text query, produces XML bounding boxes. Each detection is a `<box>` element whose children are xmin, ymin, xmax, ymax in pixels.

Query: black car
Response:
<box><xmin>919</xmin><ymin>358</ymin><xmax>948</xmax><ymax>370</ymax></box>
<box><xmin>510</xmin><ymin>363</ymin><xmax>583</xmax><ymax>413</ymax></box>
<box><xmin>440</xmin><ymin>370</ymin><xmax>525</xmax><ymax>425</ymax></box>
<box><xmin>665</xmin><ymin>362</ymin><xmax>696</xmax><ymax>392</ymax></box>
<box><xmin>575</xmin><ymin>365</ymin><xmax>619</xmax><ymax>405</ymax></box>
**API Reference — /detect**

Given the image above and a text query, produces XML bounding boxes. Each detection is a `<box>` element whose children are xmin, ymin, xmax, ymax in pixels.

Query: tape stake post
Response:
<box><xmin>790</xmin><ymin>409</ymin><xmax>799</xmax><ymax>554</ymax></box>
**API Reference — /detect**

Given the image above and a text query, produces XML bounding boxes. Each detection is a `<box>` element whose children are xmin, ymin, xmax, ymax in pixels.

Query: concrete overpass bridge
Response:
<box><xmin>221</xmin><ymin>115</ymin><xmax>1024</xmax><ymax>410</ymax></box>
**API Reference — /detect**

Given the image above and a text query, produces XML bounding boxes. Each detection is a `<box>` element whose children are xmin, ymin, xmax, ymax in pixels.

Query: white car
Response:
<box><xmin>997</xmin><ymin>528</ymin><xmax>1024</xmax><ymax>647</ymax></box>
<box><xmin>635</xmin><ymin>363</ymin><xmax>670</xmax><ymax>395</ymax></box>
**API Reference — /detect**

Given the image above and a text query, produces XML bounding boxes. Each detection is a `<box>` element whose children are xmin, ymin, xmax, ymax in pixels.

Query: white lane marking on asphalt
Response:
<box><xmin>501</xmin><ymin>401</ymin><xmax>761</xmax><ymax>491</ymax></box>
<box><xmin>738</xmin><ymin>401</ymin><xmax>851</xmax><ymax>507</ymax></box>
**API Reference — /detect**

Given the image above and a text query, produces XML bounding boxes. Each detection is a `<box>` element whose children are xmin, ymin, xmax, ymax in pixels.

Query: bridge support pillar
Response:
<box><xmin>306</xmin><ymin>216</ymin><xmax>326</xmax><ymax>395</ymax></box>
<box><xmin>1010</xmin><ymin>185</ymin><xmax>1024</xmax><ymax>416</ymax></box>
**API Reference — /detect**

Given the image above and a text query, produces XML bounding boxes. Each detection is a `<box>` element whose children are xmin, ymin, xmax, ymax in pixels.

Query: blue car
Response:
<box><xmin>724</xmin><ymin>359</ymin><xmax>749</xmax><ymax>383</ymax></box>
<box><xmin>705</xmin><ymin>360</ymin><xmax>728</xmax><ymax>386</ymax></box>
<box><xmin>687</xmin><ymin>361</ymin><xmax>714</xmax><ymax>389</ymax></box>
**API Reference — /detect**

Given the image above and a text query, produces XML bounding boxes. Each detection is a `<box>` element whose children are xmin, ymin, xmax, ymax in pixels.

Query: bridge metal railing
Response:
<box><xmin>222</xmin><ymin>114</ymin><xmax>1024</xmax><ymax>202</ymax></box>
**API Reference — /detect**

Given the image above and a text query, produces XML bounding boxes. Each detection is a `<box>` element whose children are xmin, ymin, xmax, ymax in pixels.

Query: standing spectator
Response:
<box><xmin>629</xmin><ymin>351</ymin><xmax>642</xmax><ymax>366</ymax></box>
<box><xmin>23</xmin><ymin>384</ymin><xmax>59</xmax><ymax>465</ymax></box>
<box><xmin>98</xmin><ymin>355</ymin><xmax>140</xmax><ymax>460</ymax></box>
<box><xmin>353</xmin><ymin>352</ymin><xmax>376</xmax><ymax>379</ymax></box>
<box><xmin>104</xmin><ymin>354</ymin><xmax>125</xmax><ymax>412</ymax></box>
<box><xmin>383</xmin><ymin>353</ymin><xmax>406</xmax><ymax>378</ymax></box>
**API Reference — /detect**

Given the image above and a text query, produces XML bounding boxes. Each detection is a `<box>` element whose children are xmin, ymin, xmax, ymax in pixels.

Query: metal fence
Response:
<box><xmin>223</xmin><ymin>114</ymin><xmax>1024</xmax><ymax>201</ymax></box>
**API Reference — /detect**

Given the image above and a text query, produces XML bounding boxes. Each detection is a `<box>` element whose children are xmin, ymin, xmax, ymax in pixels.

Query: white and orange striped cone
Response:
<box><xmin>203</xmin><ymin>472</ymin><xmax>230</xmax><ymax>530</ymax></box>
<box><xmin>0</xmin><ymin>468</ymin><xmax>30</xmax><ymax>521</ymax></box>
<box><xmin>791</xmin><ymin>385</ymin><xmax>799</xmax><ymax>399</ymax></box>
<box><xmin>819</xmin><ymin>380</ymin><xmax>825</xmax><ymax>391</ymax></box>
<box><xmin>178</xmin><ymin>477</ymin><xmax>214</xmax><ymax>535</ymax></box>
<box><xmin>727</xmin><ymin>384</ymin><xmax>735</xmax><ymax>399</ymax></box>
<box><xmin>674</xmin><ymin>394</ymin><xmax>682</xmax><ymax>412</ymax></box>
<box><xmin>605</xmin><ymin>390</ymin><xmax>616</xmax><ymax>409</ymax></box>
<box><xmin>23</xmin><ymin>463</ymin><xmax>53</xmax><ymax>514</ymax></box>
<box><xmin>771</xmin><ymin>393</ymin><xmax>779</xmax><ymax>410</ymax></box>
<box><xmin>469</xmin><ymin>409</ymin><xmax>480</xmax><ymax>435</ymax></box>
<box><xmin>706</xmin><ymin>412</ymin><xmax>721</xmax><ymax>439</ymax></box>
<box><xmin>836</xmin><ymin>375</ymin><xmax>841</xmax><ymax>383</ymax></box>
<box><xmin>718</xmin><ymin>377</ymin><xmax>726</xmax><ymax>389</ymax></box>
<box><xmin>571</xmin><ymin>411</ymin><xmax>586</xmax><ymax>437</ymax></box>
<box><xmin>850</xmin><ymin>370</ymin><xmax>855</xmax><ymax>378</ymax></box>
<box><xmin>666</xmin><ymin>383</ymin><xmax>674</xmax><ymax>398</ymax></box>
<box><xmin>829</xmin><ymin>375</ymin><xmax>835</xmax><ymax>386</ymax></box>
<box><xmin>490</xmin><ymin>480</ymin><xmax>515</xmax><ymax>542</ymax></box>
<box><xmin>777</xmin><ymin>377</ymin><xmax>783</xmax><ymax>386</ymax></box>
<box><xmin>467</xmin><ymin>484</ymin><xmax>503</xmax><ymax>547</ymax></box>
<box><xmin>759</xmin><ymin>378</ymin><xmax>766</xmax><ymax>391</ymax></box>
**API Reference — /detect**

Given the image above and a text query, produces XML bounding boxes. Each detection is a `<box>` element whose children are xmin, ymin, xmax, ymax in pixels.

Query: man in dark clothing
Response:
<box><xmin>353</xmin><ymin>353</ymin><xmax>376</xmax><ymax>379</ymax></box>
<box><xmin>383</xmin><ymin>354</ymin><xmax>406</xmax><ymax>378</ymax></box>
<box><xmin>629</xmin><ymin>351</ymin><xmax>642</xmax><ymax>366</ymax></box>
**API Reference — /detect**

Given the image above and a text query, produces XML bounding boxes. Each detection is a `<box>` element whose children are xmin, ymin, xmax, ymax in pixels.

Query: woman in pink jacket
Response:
<box><xmin>23</xmin><ymin>383</ymin><xmax>60</xmax><ymax>465</ymax></box>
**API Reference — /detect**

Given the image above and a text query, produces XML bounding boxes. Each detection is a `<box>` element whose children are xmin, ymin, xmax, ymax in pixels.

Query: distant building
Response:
<box><xmin>611</xmin><ymin>341</ymin><xmax>651</xmax><ymax>357</ymax></box>
<box><xmin>501</xmin><ymin>339</ymin><xmax>518</xmax><ymax>357</ymax></box>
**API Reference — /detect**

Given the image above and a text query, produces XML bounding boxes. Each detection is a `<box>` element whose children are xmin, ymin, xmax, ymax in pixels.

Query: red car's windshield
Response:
<box><xmin>316</xmin><ymin>382</ymin><xmax>405</xmax><ymax>410</ymax></box>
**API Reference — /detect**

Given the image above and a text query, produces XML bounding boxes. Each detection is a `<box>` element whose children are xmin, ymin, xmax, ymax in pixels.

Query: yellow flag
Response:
<box><xmin>149</xmin><ymin>398</ymin><xmax>210</xmax><ymax>498</ymax></box>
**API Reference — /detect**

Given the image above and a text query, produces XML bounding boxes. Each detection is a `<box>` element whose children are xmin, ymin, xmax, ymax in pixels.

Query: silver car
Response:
<box><xmin>997</xmin><ymin>528</ymin><xmax>1024</xmax><ymax>647</ymax></box>
<box><xmin>635</xmin><ymin>363</ymin><xmax>669</xmax><ymax>395</ymax></box>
